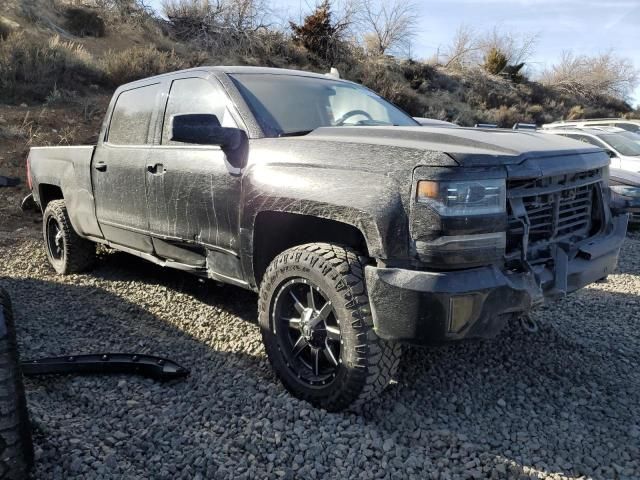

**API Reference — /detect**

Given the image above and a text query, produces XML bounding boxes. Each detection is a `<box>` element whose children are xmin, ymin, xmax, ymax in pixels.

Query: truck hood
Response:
<box><xmin>304</xmin><ymin>126</ymin><xmax>603</xmax><ymax>166</ymax></box>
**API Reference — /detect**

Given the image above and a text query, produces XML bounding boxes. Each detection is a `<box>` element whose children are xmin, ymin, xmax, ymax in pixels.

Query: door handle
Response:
<box><xmin>147</xmin><ymin>164</ymin><xmax>165</xmax><ymax>175</ymax></box>
<box><xmin>94</xmin><ymin>161</ymin><xmax>107</xmax><ymax>172</ymax></box>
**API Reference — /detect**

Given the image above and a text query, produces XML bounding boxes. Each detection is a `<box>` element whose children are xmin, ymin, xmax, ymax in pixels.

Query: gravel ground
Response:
<box><xmin>0</xmin><ymin>226</ymin><xmax>638</xmax><ymax>479</ymax></box>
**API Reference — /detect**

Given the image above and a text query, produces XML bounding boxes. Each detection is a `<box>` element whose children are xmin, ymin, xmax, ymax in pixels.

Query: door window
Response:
<box><xmin>107</xmin><ymin>84</ymin><xmax>160</xmax><ymax>145</ymax></box>
<box><xmin>162</xmin><ymin>78</ymin><xmax>236</xmax><ymax>145</ymax></box>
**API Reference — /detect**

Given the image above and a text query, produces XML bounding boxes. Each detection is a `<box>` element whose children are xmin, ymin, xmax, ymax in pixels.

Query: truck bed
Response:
<box><xmin>28</xmin><ymin>145</ymin><xmax>99</xmax><ymax>238</ymax></box>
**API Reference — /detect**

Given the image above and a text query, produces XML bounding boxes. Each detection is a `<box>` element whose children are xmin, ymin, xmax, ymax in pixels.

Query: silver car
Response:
<box><xmin>543</xmin><ymin>126</ymin><xmax>640</xmax><ymax>173</ymax></box>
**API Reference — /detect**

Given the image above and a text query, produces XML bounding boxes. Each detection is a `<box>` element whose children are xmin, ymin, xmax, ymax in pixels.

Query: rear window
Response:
<box><xmin>108</xmin><ymin>84</ymin><xmax>160</xmax><ymax>145</ymax></box>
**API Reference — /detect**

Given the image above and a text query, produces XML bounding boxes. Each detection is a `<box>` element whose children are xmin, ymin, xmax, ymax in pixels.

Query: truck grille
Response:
<box><xmin>506</xmin><ymin>168</ymin><xmax>602</xmax><ymax>261</ymax></box>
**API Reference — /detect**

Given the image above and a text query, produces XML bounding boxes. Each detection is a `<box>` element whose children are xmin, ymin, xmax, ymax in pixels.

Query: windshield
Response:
<box><xmin>230</xmin><ymin>73</ymin><xmax>418</xmax><ymax>137</ymax></box>
<box><xmin>597</xmin><ymin>131</ymin><xmax>640</xmax><ymax>157</ymax></box>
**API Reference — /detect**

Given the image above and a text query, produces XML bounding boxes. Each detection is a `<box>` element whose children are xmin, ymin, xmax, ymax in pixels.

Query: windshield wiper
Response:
<box><xmin>279</xmin><ymin>130</ymin><xmax>314</xmax><ymax>137</ymax></box>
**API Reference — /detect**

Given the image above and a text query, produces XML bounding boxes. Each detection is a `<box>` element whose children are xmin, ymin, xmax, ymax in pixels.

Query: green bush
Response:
<box><xmin>483</xmin><ymin>48</ymin><xmax>508</xmax><ymax>75</ymax></box>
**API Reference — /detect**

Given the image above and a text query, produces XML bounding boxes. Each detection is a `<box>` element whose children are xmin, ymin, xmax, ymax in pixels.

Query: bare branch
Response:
<box><xmin>443</xmin><ymin>24</ymin><xmax>481</xmax><ymax>69</ymax></box>
<box><xmin>541</xmin><ymin>50</ymin><xmax>639</xmax><ymax>101</ymax></box>
<box><xmin>356</xmin><ymin>0</ymin><xmax>419</xmax><ymax>57</ymax></box>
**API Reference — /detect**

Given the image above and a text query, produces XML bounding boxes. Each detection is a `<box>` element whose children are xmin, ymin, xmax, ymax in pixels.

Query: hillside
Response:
<box><xmin>0</xmin><ymin>0</ymin><xmax>638</xmax><ymax>195</ymax></box>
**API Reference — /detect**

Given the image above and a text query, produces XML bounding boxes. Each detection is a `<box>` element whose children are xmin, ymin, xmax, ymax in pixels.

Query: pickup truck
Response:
<box><xmin>25</xmin><ymin>66</ymin><xmax>628</xmax><ymax>411</ymax></box>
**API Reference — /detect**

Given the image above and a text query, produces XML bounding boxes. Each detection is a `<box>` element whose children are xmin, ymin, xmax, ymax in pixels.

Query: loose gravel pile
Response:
<box><xmin>0</xmin><ymin>230</ymin><xmax>638</xmax><ymax>480</ymax></box>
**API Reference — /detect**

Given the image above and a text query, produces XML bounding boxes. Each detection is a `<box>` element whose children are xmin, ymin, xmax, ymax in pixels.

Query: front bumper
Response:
<box><xmin>366</xmin><ymin>214</ymin><xmax>628</xmax><ymax>345</ymax></box>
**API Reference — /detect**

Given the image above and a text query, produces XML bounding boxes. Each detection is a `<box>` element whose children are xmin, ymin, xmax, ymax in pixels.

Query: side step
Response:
<box><xmin>21</xmin><ymin>353</ymin><xmax>190</xmax><ymax>381</ymax></box>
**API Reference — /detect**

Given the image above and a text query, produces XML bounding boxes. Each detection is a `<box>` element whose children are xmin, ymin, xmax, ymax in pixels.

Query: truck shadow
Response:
<box><xmin>90</xmin><ymin>248</ymin><xmax>259</xmax><ymax>324</ymax></box>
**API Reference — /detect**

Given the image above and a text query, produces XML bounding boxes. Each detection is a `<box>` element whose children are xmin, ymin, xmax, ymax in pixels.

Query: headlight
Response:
<box><xmin>610</xmin><ymin>185</ymin><xmax>640</xmax><ymax>198</ymax></box>
<box><xmin>416</xmin><ymin>179</ymin><xmax>506</xmax><ymax>215</ymax></box>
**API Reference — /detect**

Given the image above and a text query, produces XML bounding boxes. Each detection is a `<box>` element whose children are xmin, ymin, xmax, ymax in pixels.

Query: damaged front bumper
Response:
<box><xmin>365</xmin><ymin>213</ymin><xmax>628</xmax><ymax>345</ymax></box>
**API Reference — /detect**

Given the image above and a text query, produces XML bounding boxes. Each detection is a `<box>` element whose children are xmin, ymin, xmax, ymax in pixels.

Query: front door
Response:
<box><xmin>92</xmin><ymin>83</ymin><xmax>162</xmax><ymax>253</ymax></box>
<box><xmin>146</xmin><ymin>76</ymin><xmax>243</xmax><ymax>268</ymax></box>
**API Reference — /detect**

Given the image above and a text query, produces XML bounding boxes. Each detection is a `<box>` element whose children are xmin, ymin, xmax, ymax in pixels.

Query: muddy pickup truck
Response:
<box><xmin>25</xmin><ymin>67</ymin><xmax>628</xmax><ymax>411</ymax></box>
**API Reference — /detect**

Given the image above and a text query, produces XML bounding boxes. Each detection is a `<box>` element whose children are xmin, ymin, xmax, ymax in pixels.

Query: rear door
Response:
<box><xmin>145</xmin><ymin>75</ymin><xmax>244</xmax><ymax>268</ymax></box>
<box><xmin>92</xmin><ymin>83</ymin><xmax>162</xmax><ymax>252</ymax></box>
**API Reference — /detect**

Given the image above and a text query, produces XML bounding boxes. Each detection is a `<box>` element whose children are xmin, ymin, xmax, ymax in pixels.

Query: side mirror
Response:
<box><xmin>170</xmin><ymin>114</ymin><xmax>248</xmax><ymax>168</ymax></box>
<box><xmin>605</xmin><ymin>149</ymin><xmax>617</xmax><ymax>159</ymax></box>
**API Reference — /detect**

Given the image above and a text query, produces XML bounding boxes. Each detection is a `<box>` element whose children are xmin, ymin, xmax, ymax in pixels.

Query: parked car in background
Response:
<box><xmin>542</xmin><ymin>127</ymin><xmax>640</xmax><ymax>172</ymax></box>
<box><xmin>610</xmin><ymin>168</ymin><xmax>640</xmax><ymax>224</ymax></box>
<box><xmin>542</xmin><ymin>118</ymin><xmax>640</xmax><ymax>133</ymax></box>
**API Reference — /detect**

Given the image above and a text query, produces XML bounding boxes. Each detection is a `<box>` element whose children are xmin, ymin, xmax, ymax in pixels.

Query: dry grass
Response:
<box><xmin>0</xmin><ymin>33</ymin><xmax>100</xmax><ymax>103</ymax></box>
<box><xmin>99</xmin><ymin>45</ymin><xmax>188</xmax><ymax>86</ymax></box>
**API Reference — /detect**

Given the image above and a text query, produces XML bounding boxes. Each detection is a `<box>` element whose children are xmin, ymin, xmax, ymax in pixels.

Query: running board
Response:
<box><xmin>88</xmin><ymin>238</ymin><xmax>208</xmax><ymax>274</ymax></box>
<box><xmin>21</xmin><ymin>353</ymin><xmax>190</xmax><ymax>381</ymax></box>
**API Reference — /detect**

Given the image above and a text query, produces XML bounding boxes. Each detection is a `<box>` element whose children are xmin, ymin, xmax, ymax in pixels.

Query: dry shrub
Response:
<box><xmin>541</xmin><ymin>51</ymin><xmax>639</xmax><ymax>102</ymax></box>
<box><xmin>64</xmin><ymin>7</ymin><xmax>106</xmax><ymax>37</ymax></box>
<box><xmin>344</xmin><ymin>56</ymin><xmax>426</xmax><ymax>116</ymax></box>
<box><xmin>290</xmin><ymin>0</ymin><xmax>351</xmax><ymax>64</ymax></box>
<box><xmin>483</xmin><ymin>47</ymin><xmax>507</xmax><ymax>75</ymax></box>
<box><xmin>100</xmin><ymin>45</ymin><xmax>190</xmax><ymax>86</ymax></box>
<box><xmin>567</xmin><ymin>105</ymin><xmax>585</xmax><ymax>120</ymax></box>
<box><xmin>0</xmin><ymin>20</ymin><xmax>13</xmax><ymax>40</ymax></box>
<box><xmin>490</xmin><ymin>105</ymin><xmax>522</xmax><ymax>127</ymax></box>
<box><xmin>0</xmin><ymin>33</ymin><xmax>100</xmax><ymax>103</ymax></box>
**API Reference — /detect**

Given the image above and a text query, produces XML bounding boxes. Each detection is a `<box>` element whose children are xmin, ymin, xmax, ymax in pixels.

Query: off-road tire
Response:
<box><xmin>0</xmin><ymin>288</ymin><xmax>34</xmax><ymax>480</ymax></box>
<box><xmin>43</xmin><ymin>200</ymin><xmax>95</xmax><ymax>275</ymax></box>
<box><xmin>258</xmin><ymin>243</ymin><xmax>402</xmax><ymax>412</ymax></box>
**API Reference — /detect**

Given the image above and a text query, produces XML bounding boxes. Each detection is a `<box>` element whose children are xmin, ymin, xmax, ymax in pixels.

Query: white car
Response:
<box><xmin>542</xmin><ymin>126</ymin><xmax>640</xmax><ymax>172</ymax></box>
<box><xmin>542</xmin><ymin>118</ymin><xmax>640</xmax><ymax>134</ymax></box>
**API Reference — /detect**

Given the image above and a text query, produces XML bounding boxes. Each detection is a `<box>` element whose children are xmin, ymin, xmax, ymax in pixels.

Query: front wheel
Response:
<box><xmin>258</xmin><ymin>243</ymin><xmax>401</xmax><ymax>412</ymax></box>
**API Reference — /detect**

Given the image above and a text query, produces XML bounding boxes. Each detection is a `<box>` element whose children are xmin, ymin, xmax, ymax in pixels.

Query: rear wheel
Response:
<box><xmin>258</xmin><ymin>243</ymin><xmax>401</xmax><ymax>412</ymax></box>
<box><xmin>43</xmin><ymin>200</ymin><xmax>95</xmax><ymax>275</ymax></box>
<box><xmin>0</xmin><ymin>288</ymin><xmax>34</xmax><ymax>480</ymax></box>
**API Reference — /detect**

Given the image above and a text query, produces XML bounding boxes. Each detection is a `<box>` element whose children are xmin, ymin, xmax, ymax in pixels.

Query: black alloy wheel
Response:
<box><xmin>272</xmin><ymin>278</ymin><xmax>341</xmax><ymax>387</ymax></box>
<box><xmin>42</xmin><ymin>200</ymin><xmax>96</xmax><ymax>275</ymax></box>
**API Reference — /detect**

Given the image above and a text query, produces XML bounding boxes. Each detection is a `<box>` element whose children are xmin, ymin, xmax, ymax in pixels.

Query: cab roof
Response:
<box><xmin>119</xmin><ymin>66</ymin><xmax>347</xmax><ymax>89</ymax></box>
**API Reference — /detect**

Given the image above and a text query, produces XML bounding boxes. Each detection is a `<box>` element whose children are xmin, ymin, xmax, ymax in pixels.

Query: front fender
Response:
<box><xmin>240</xmin><ymin>164</ymin><xmax>410</xmax><ymax>265</ymax></box>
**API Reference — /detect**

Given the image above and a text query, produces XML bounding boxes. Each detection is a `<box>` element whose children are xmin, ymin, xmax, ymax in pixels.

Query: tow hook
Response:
<box><xmin>519</xmin><ymin>314</ymin><xmax>539</xmax><ymax>333</ymax></box>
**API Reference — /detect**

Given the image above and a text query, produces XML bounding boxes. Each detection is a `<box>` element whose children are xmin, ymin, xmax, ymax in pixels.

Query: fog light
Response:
<box><xmin>448</xmin><ymin>294</ymin><xmax>480</xmax><ymax>333</ymax></box>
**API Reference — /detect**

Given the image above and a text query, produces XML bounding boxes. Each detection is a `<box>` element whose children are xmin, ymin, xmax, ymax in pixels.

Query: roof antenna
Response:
<box><xmin>325</xmin><ymin>67</ymin><xmax>340</xmax><ymax>79</ymax></box>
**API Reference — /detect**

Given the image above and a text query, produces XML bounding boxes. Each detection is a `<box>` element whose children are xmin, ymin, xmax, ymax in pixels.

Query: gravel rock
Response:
<box><xmin>1</xmin><ymin>230</ymin><xmax>639</xmax><ymax>480</ymax></box>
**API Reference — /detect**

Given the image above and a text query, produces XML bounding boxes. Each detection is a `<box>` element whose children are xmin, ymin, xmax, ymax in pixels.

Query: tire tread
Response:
<box><xmin>43</xmin><ymin>199</ymin><xmax>95</xmax><ymax>274</ymax></box>
<box><xmin>0</xmin><ymin>288</ymin><xmax>33</xmax><ymax>479</ymax></box>
<box><xmin>259</xmin><ymin>243</ymin><xmax>402</xmax><ymax>412</ymax></box>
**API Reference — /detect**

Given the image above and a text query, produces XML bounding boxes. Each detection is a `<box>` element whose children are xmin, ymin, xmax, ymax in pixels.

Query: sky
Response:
<box><xmin>147</xmin><ymin>0</ymin><xmax>640</xmax><ymax>107</ymax></box>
